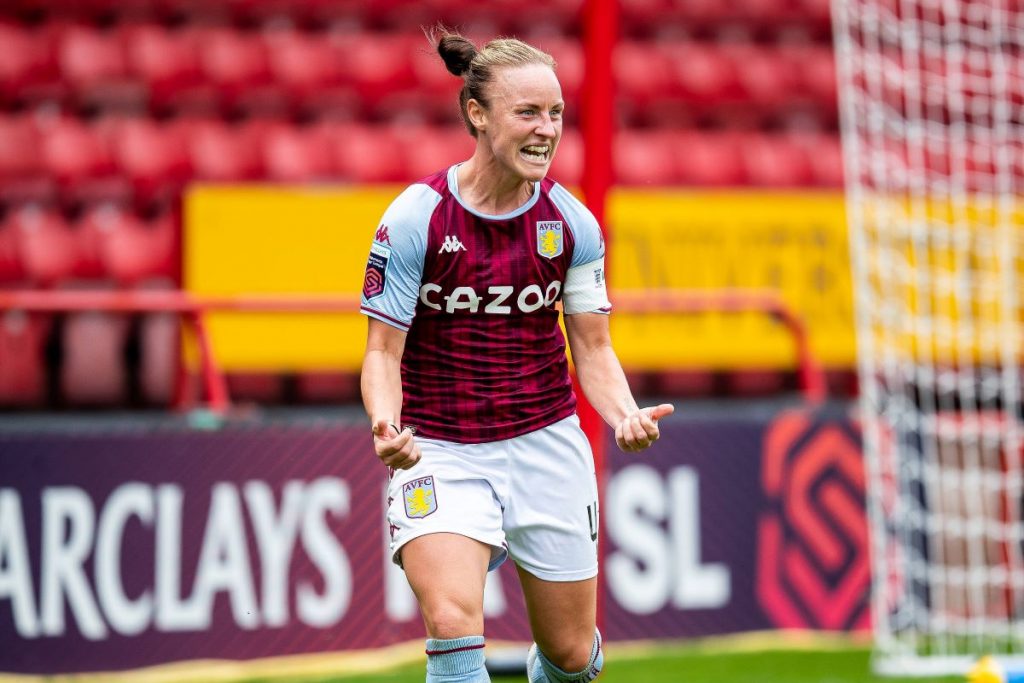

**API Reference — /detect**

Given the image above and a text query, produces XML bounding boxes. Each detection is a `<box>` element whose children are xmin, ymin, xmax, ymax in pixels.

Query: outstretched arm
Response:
<box><xmin>564</xmin><ymin>312</ymin><xmax>674</xmax><ymax>452</ymax></box>
<box><xmin>361</xmin><ymin>318</ymin><xmax>421</xmax><ymax>469</ymax></box>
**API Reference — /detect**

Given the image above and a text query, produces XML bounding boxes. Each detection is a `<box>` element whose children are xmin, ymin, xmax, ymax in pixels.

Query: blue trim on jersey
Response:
<box><xmin>447</xmin><ymin>164</ymin><xmax>541</xmax><ymax>220</ymax></box>
<box><xmin>548</xmin><ymin>183</ymin><xmax>606</xmax><ymax>267</ymax></box>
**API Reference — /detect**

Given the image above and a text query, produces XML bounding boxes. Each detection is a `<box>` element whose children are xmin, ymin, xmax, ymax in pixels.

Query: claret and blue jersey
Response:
<box><xmin>361</xmin><ymin>165</ymin><xmax>611</xmax><ymax>444</ymax></box>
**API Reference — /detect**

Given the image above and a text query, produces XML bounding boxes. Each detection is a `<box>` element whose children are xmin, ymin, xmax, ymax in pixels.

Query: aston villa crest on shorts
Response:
<box><xmin>536</xmin><ymin>221</ymin><xmax>563</xmax><ymax>259</ymax></box>
<box><xmin>403</xmin><ymin>475</ymin><xmax>438</xmax><ymax>518</ymax></box>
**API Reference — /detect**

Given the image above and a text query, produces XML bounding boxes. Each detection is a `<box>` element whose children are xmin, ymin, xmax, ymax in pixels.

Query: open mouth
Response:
<box><xmin>520</xmin><ymin>144</ymin><xmax>551</xmax><ymax>163</ymax></box>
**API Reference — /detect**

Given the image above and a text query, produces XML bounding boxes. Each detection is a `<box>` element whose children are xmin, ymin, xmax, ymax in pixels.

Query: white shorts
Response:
<box><xmin>385</xmin><ymin>414</ymin><xmax>600</xmax><ymax>582</ymax></box>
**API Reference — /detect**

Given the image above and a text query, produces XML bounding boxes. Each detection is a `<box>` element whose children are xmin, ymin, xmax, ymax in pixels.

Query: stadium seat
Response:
<box><xmin>540</xmin><ymin>37</ymin><xmax>584</xmax><ymax>102</ymax></box>
<box><xmin>261</xmin><ymin>124</ymin><xmax>335</xmax><ymax>182</ymax></box>
<box><xmin>39</xmin><ymin>116</ymin><xmax>131</xmax><ymax>207</ymax></box>
<box><xmin>549</xmin><ymin>129</ymin><xmax>583</xmax><ymax>188</ymax></box>
<box><xmin>191</xmin><ymin>26</ymin><xmax>281</xmax><ymax>116</ymax></box>
<box><xmin>0</xmin><ymin>311</ymin><xmax>50</xmax><ymax>407</ymax></box>
<box><xmin>726</xmin><ymin>44</ymin><xmax>797</xmax><ymax>112</ymax></box>
<box><xmin>138</xmin><ymin>307</ymin><xmax>177</xmax><ymax>406</ymax></box>
<box><xmin>122</xmin><ymin>23</ymin><xmax>204</xmax><ymax>114</ymax></box>
<box><xmin>342</xmin><ymin>33</ymin><xmax>416</xmax><ymax>114</ymax></box>
<box><xmin>0</xmin><ymin>214</ymin><xmax>26</xmax><ymax>283</ymax></box>
<box><xmin>105</xmin><ymin>117</ymin><xmax>190</xmax><ymax>204</ymax></box>
<box><xmin>0</xmin><ymin>22</ymin><xmax>60</xmax><ymax>106</ymax></box>
<box><xmin>613</xmin><ymin>130</ymin><xmax>680</xmax><ymax>185</ymax></box>
<box><xmin>739</xmin><ymin>133</ymin><xmax>812</xmax><ymax>187</ymax></box>
<box><xmin>401</xmin><ymin>125</ymin><xmax>476</xmax><ymax>180</ymax></box>
<box><xmin>328</xmin><ymin>123</ymin><xmax>408</xmax><ymax>182</ymax></box>
<box><xmin>58</xmin><ymin>24</ymin><xmax>145</xmax><ymax>112</ymax></box>
<box><xmin>11</xmin><ymin>206</ymin><xmax>79</xmax><ymax>285</ymax></box>
<box><xmin>185</xmin><ymin>118</ymin><xmax>264</xmax><ymax>181</ymax></box>
<box><xmin>664</xmin><ymin>42</ymin><xmax>738</xmax><ymax>107</ymax></box>
<box><xmin>295</xmin><ymin>372</ymin><xmax>360</xmax><ymax>403</ymax></box>
<box><xmin>264</xmin><ymin>29</ymin><xmax>359</xmax><ymax>118</ymax></box>
<box><xmin>0</xmin><ymin>114</ymin><xmax>56</xmax><ymax>205</ymax></box>
<box><xmin>614</xmin><ymin>41</ymin><xmax>672</xmax><ymax>110</ymax></box>
<box><xmin>674</xmin><ymin>130</ymin><xmax>745</xmax><ymax>186</ymax></box>
<box><xmin>793</xmin><ymin>132</ymin><xmax>844</xmax><ymax>187</ymax></box>
<box><xmin>60</xmin><ymin>309</ymin><xmax>130</xmax><ymax>406</ymax></box>
<box><xmin>227</xmin><ymin>373</ymin><xmax>284</xmax><ymax>404</ymax></box>
<box><xmin>77</xmin><ymin>205</ymin><xmax>176</xmax><ymax>284</ymax></box>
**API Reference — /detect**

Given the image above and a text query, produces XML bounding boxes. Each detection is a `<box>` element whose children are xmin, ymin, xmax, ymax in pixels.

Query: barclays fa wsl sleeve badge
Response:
<box><xmin>537</xmin><ymin>221</ymin><xmax>564</xmax><ymax>259</ymax></box>
<box><xmin>403</xmin><ymin>476</ymin><xmax>438</xmax><ymax>518</ymax></box>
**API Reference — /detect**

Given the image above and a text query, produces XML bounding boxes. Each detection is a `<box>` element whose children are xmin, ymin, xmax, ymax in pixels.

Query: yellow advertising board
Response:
<box><xmin>184</xmin><ymin>185</ymin><xmax>857</xmax><ymax>371</ymax></box>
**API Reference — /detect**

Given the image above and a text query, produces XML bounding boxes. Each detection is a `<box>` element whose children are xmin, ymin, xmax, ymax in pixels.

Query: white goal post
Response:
<box><xmin>832</xmin><ymin>0</ymin><xmax>1024</xmax><ymax>675</ymax></box>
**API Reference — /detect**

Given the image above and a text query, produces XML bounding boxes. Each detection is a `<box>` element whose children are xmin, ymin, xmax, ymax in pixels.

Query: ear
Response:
<box><xmin>466</xmin><ymin>99</ymin><xmax>487</xmax><ymax>133</ymax></box>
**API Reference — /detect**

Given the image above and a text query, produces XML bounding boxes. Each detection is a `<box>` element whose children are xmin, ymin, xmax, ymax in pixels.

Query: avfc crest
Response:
<box><xmin>537</xmin><ymin>221</ymin><xmax>563</xmax><ymax>259</ymax></box>
<box><xmin>403</xmin><ymin>476</ymin><xmax>438</xmax><ymax>519</ymax></box>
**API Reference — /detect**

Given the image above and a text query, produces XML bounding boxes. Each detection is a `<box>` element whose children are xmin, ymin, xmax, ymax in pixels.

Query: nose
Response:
<box><xmin>535</xmin><ymin>113</ymin><xmax>557</xmax><ymax>138</ymax></box>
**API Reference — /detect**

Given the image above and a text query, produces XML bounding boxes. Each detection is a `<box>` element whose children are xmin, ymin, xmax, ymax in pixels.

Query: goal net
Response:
<box><xmin>832</xmin><ymin>0</ymin><xmax>1024</xmax><ymax>675</ymax></box>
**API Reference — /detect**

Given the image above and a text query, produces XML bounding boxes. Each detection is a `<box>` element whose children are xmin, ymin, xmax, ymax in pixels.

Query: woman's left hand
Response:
<box><xmin>614</xmin><ymin>404</ymin><xmax>675</xmax><ymax>453</ymax></box>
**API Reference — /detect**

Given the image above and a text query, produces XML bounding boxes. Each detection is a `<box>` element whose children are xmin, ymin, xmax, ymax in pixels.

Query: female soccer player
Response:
<box><xmin>360</xmin><ymin>29</ymin><xmax>673</xmax><ymax>683</ymax></box>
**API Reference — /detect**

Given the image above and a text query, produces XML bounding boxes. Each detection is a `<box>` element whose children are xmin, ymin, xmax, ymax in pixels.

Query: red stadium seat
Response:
<box><xmin>58</xmin><ymin>24</ymin><xmax>144</xmax><ymax>112</ymax></box>
<box><xmin>0</xmin><ymin>311</ymin><xmax>51</xmax><ymax>407</ymax></box>
<box><xmin>401</xmin><ymin>125</ymin><xmax>476</xmax><ymax>180</ymax></box>
<box><xmin>122</xmin><ymin>24</ymin><xmax>204</xmax><ymax>114</ymax></box>
<box><xmin>0</xmin><ymin>214</ymin><xmax>26</xmax><ymax>283</ymax></box>
<box><xmin>99</xmin><ymin>209</ymin><xmax>177</xmax><ymax>284</ymax></box>
<box><xmin>264</xmin><ymin>29</ymin><xmax>343</xmax><ymax>96</ymax></box>
<box><xmin>265</xmin><ymin>29</ymin><xmax>358</xmax><ymax>118</ymax></box>
<box><xmin>739</xmin><ymin>133</ymin><xmax>812</xmax><ymax>187</ymax></box>
<box><xmin>549</xmin><ymin>129</ymin><xmax>583</xmax><ymax>188</ymax></box>
<box><xmin>0</xmin><ymin>22</ymin><xmax>60</xmax><ymax>106</ymax></box>
<box><xmin>0</xmin><ymin>114</ymin><xmax>56</xmax><ymax>204</ymax></box>
<box><xmin>261</xmin><ymin>124</ymin><xmax>335</xmax><ymax>182</ymax></box>
<box><xmin>60</xmin><ymin>309</ymin><xmax>130</xmax><ymax>406</ymax></box>
<box><xmin>614</xmin><ymin>41</ymin><xmax>672</xmax><ymax>108</ymax></box>
<box><xmin>227</xmin><ymin>373</ymin><xmax>283</xmax><ymax>403</ymax></box>
<box><xmin>328</xmin><ymin>123</ymin><xmax>408</xmax><ymax>183</ymax></box>
<box><xmin>295</xmin><ymin>372</ymin><xmax>360</xmax><ymax>403</ymax></box>
<box><xmin>674</xmin><ymin>131</ymin><xmax>745</xmax><ymax>186</ymax></box>
<box><xmin>726</xmin><ymin>44</ymin><xmax>797</xmax><ymax>111</ymax></box>
<box><xmin>792</xmin><ymin>132</ymin><xmax>844</xmax><ymax>187</ymax></box>
<box><xmin>105</xmin><ymin>117</ymin><xmax>191</xmax><ymax>203</ymax></box>
<box><xmin>342</xmin><ymin>33</ymin><xmax>416</xmax><ymax>114</ymax></box>
<box><xmin>138</xmin><ymin>306</ymin><xmax>178</xmax><ymax>406</ymax></box>
<box><xmin>39</xmin><ymin>115</ymin><xmax>130</xmax><ymax>206</ymax></box>
<box><xmin>664</xmin><ymin>42</ymin><xmax>738</xmax><ymax>107</ymax></box>
<box><xmin>540</xmin><ymin>38</ymin><xmax>584</xmax><ymax>102</ymax></box>
<box><xmin>11</xmin><ymin>206</ymin><xmax>79</xmax><ymax>285</ymax></box>
<box><xmin>191</xmin><ymin>26</ymin><xmax>280</xmax><ymax>116</ymax></box>
<box><xmin>185</xmin><ymin>118</ymin><xmax>263</xmax><ymax>181</ymax></box>
<box><xmin>614</xmin><ymin>130</ymin><xmax>680</xmax><ymax>185</ymax></box>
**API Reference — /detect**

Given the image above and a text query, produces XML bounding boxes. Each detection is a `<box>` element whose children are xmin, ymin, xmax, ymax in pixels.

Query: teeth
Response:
<box><xmin>524</xmin><ymin>145</ymin><xmax>549</xmax><ymax>154</ymax></box>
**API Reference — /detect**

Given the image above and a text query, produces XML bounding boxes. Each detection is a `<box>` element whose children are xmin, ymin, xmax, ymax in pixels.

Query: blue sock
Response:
<box><xmin>528</xmin><ymin>630</ymin><xmax>603</xmax><ymax>682</ymax></box>
<box><xmin>425</xmin><ymin>636</ymin><xmax>490</xmax><ymax>682</ymax></box>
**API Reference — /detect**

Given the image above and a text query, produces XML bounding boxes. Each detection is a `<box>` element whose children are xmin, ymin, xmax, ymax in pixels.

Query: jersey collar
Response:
<box><xmin>447</xmin><ymin>164</ymin><xmax>541</xmax><ymax>220</ymax></box>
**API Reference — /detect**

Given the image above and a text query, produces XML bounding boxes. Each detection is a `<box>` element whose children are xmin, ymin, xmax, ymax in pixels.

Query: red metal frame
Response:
<box><xmin>0</xmin><ymin>287</ymin><xmax>825</xmax><ymax>412</ymax></box>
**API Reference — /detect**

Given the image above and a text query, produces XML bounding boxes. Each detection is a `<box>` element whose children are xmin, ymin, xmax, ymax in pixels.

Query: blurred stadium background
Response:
<box><xmin>0</xmin><ymin>0</ymin><xmax>1019</xmax><ymax>680</ymax></box>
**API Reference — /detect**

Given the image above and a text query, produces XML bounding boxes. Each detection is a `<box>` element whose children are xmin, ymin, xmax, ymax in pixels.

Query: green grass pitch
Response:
<box><xmin>243</xmin><ymin>640</ymin><xmax>965</xmax><ymax>683</ymax></box>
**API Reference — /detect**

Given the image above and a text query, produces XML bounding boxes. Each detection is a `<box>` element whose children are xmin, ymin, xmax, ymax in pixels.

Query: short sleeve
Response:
<box><xmin>548</xmin><ymin>183</ymin><xmax>611</xmax><ymax>314</ymax></box>
<box><xmin>359</xmin><ymin>184</ymin><xmax>441</xmax><ymax>330</ymax></box>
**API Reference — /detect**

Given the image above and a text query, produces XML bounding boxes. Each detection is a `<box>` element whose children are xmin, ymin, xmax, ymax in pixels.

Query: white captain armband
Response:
<box><xmin>563</xmin><ymin>258</ymin><xmax>612</xmax><ymax>314</ymax></box>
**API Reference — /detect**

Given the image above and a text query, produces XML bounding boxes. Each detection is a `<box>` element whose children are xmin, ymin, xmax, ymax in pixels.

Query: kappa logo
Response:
<box><xmin>403</xmin><ymin>476</ymin><xmax>438</xmax><ymax>518</ymax></box>
<box><xmin>374</xmin><ymin>224</ymin><xmax>392</xmax><ymax>246</ymax></box>
<box><xmin>438</xmin><ymin>235</ymin><xmax>466</xmax><ymax>254</ymax></box>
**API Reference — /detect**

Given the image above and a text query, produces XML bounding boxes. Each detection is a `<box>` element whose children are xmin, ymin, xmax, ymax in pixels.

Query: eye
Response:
<box><xmin>519</xmin><ymin>108</ymin><xmax>536</xmax><ymax>117</ymax></box>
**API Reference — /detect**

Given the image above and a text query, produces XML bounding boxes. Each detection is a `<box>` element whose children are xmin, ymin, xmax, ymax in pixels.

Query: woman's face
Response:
<box><xmin>471</xmin><ymin>63</ymin><xmax>564</xmax><ymax>183</ymax></box>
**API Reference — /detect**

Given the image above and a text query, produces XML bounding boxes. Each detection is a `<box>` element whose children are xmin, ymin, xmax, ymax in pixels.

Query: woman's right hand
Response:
<box><xmin>372</xmin><ymin>420</ymin><xmax>422</xmax><ymax>470</ymax></box>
